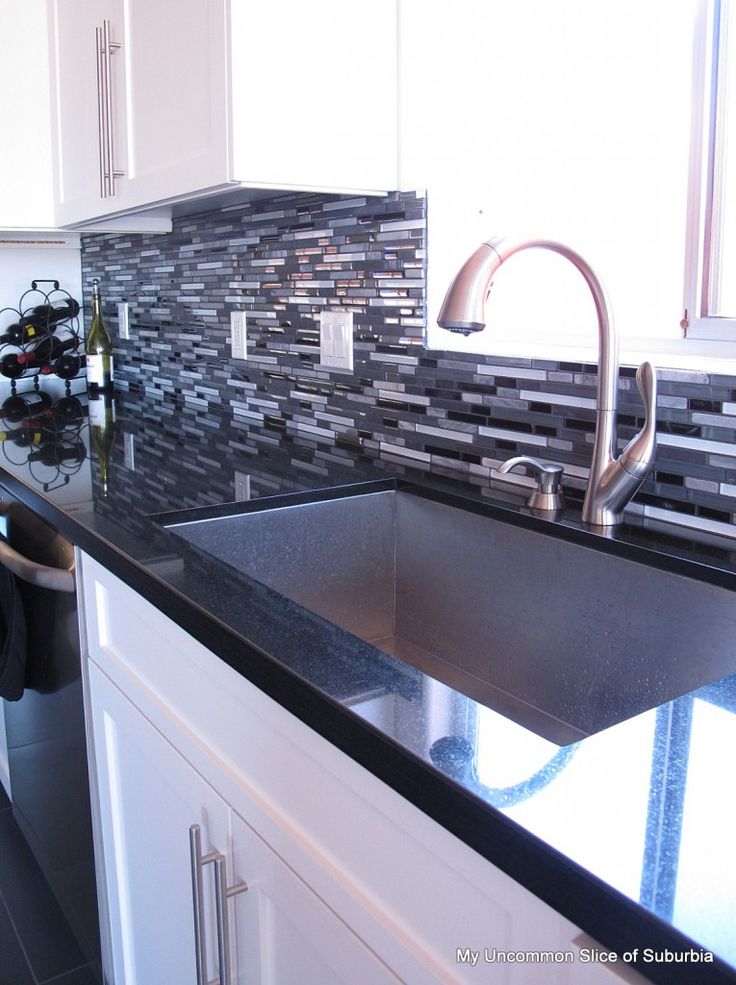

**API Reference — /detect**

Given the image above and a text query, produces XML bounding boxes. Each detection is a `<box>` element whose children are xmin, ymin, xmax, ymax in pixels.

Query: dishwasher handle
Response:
<box><xmin>0</xmin><ymin>538</ymin><xmax>75</xmax><ymax>593</ymax></box>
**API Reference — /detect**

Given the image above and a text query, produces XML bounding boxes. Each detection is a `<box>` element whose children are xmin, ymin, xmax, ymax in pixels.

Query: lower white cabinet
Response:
<box><xmin>88</xmin><ymin>661</ymin><xmax>398</xmax><ymax>985</ymax></box>
<box><xmin>80</xmin><ymin>553</ymin><xmax>649</xmax><ymax>985</ymax></box>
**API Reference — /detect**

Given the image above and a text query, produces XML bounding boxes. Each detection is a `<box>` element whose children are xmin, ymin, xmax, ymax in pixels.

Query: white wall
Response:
<box><xmin>399</xmin><ymin>0</ymin><xmax>697</xmax><ymax>361</ymax></box>
<box><xmin>0</xmin><ymin>240</ymin><xmax>82</xmax><ymax>339</ymax></box>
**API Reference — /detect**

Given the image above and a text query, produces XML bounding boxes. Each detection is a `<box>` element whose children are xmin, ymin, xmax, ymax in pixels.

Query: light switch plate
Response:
<box><xmin>320</xmin><ymin>310</ymin><xmax>354</xmax><ymax>371</ymax></box>
<box><xmin>118</xmin><ymin>302</ymin><xmax>130</xmax><ymax>340</ymax></box>
<box><xmin>234</xmin><ymin>470</ymin><xmax>251</xmax><ymax>502</ymax></box>
<box><xmin>230</xmin><ymin>311</ymin><xmax>247</xmax><ymax>359</ymax></box>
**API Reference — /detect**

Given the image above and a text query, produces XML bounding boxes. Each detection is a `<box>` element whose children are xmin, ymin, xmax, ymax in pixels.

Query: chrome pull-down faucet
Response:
<box><xmin>437</xmin><ymin>236</ymin><xmax>657</xmax><ymax>526</ymax></box>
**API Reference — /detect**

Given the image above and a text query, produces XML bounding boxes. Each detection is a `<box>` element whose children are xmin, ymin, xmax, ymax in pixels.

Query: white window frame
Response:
<box><xmin>683</xmin><ymin>0</ymin><xmax>736</xmax><ymax>340</ymax></box>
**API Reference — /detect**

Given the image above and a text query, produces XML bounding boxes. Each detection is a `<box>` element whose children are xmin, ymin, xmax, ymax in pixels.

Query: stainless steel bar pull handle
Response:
<box><xmin>102</xmin><ymin>19</ymin><xmax>125</xmax><ymax>196</ymax></box>
<box><xmin>95</xmin><ymin>26</ymin><xmax>108</xmax><ymax>197</ymax></box>
<box><xmin>214</xmin><ymin>855</ymin><xmax>248</xmax><ymax>985</ymax></box>
<box><xmin>189</xmin><ymin>824</ymin><xmax>220</xmax><ymax>985</ymax></box>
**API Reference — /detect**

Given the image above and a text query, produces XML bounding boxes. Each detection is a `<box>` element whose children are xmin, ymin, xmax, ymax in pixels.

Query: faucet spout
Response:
<box><xmin>437</xmin><ymin>236</ymin><xmax>657</xmax><ymax>526</ymax></box>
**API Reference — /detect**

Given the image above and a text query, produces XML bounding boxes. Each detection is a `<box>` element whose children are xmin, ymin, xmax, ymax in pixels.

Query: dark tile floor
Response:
<box><xmin>0</xmin><ymin>783</ymin><xmax>97</xmax><ymax>985</ymax></box>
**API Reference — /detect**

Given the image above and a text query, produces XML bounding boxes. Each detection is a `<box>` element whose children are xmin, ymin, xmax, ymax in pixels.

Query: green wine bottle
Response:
<box><xmin>86</xmin><ymin>278</ymin><xmax>114</xmax><ymax>392</ymax></box>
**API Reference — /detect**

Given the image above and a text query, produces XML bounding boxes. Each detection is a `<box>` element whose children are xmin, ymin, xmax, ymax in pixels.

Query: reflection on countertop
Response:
<box><xmin>0</xmin><ymin>380</ymin><xmax>91</xmax><ymax>506</ymax></box>
<box><xmin>1</xmin><ymin>383</ymin><xmax>735</xmax><ymax>979</ymax></box>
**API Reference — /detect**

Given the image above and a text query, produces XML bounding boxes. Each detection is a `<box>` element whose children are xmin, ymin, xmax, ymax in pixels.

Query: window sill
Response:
<box><xmin>426</xmin><ymin>333</ymin><xmax>736</xmax><ymax>376</ymax></box>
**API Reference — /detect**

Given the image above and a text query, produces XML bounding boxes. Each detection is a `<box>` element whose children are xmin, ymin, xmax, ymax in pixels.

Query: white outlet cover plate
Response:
<box><xmin>230</xmin><ymin>311</ymin><xmax>247</xmax><ymax>359</ymax></box>
<box><xmin>123</xmin><ymin>432</ymin><xmax>135</xmax><ymax>470</ymax></box>
<box><xmin>117</xmin><ymin>302</ymin><xmax>130</xmax><ymax>340</ymax></box>
<box><xmin>320</xmin><ymin>310</ymin><xmax>354</xmax><ymax>370</ymax></box>
<box><xmin>234</xmin><ymin>471</ymin><xmax>251</xmax><ymax>501</ymax></box>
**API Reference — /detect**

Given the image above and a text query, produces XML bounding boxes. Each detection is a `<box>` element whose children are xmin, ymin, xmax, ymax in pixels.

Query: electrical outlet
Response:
<box><xmin>320</xmin><ymin>310</ymin><xmax>353</xmax><ymax>370</ymax></box>
<box><xmin>234</xmin><ymin>471</ymin><xmax>251</xmax><ymax>502</ymax></box>
<box><xmin>123</xmin><ymin>432</ymin><xmax>136</xmax><ymax>470</ymax></box>
<box><xmin>118</xmin><ymin>302</ymin><xmax>130</xmax><ymax>340</ymax></box>
<box><xmin>230</xmin><ymin>311</ymin><xmax>247</xmax><ymax>359</ymax></box>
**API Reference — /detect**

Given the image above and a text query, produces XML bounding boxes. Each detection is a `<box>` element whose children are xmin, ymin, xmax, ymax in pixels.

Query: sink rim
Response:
<box><xmin>157</xmin><ymin>481</ymin><xmax>736</xmax><ymax>748</ymax></box>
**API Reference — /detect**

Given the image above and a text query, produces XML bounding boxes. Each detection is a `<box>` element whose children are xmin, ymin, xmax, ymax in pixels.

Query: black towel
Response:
<box><xmin>0</xmin><ymin>540</ymin><xmax>26</xmax><ymax>701</ymax></box>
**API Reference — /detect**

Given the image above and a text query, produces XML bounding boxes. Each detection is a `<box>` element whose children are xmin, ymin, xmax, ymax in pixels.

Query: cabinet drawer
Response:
<box><xmin>81</xmin><ymin>553</ymin><xmax>600</xmax><ymax>984</ymax></box>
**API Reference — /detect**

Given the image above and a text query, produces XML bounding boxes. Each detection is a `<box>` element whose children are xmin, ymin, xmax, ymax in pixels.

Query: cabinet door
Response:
<box><xmin>87</xmin><ymin>661</ymin><xmax>227</xmax><ymax>985</ymax></box>
<box><xmin>115</xmin><ymin>0</ymin><xmax>230</xmax><ymax>209</ymax></box>
<box><xmin>88</xmin><ymin>660</ymin><xmax>399</xmax><ymax>985</ymax></box>
<box><xmin>48</xmin><ymin>0</ymin><xmax>120</xmax><ymax>224</ymax></box>
<box><xmin>228</xmin><ymin>809</ymin><xmax>399</xmax><ymax>985</ymax></box>
<box><xmin>229</xmin><ymin>0</ymin><xmax>398</xmax><ymax>192</ymax></box>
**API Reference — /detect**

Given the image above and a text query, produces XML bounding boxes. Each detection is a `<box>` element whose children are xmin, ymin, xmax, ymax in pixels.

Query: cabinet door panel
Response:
<box><xmin>229</xmin><ymin>809</ymin><xmax>399</xmax><ymax>985</ymax></box>
<box><xmin>229</xmin><ymin>0</ymin><xmax>398</xmax><ymax>192</ymax></box>
<box><xmin>49</xmin><ymin>0</ymin><xmax>117</xmax><ymax>222</ymax></box>
<box><xmin>87</xmin><ymin>662</ymin><xmax>227</xmax><ymax>985</ymax></box>
<box><xmin>121</xmin><ymin>0</ymin><xmax>230</xmax><ymax>205</ymax></box>
<box><xmin>88</xmin><ymin>658</ymin><xmax>398</xmax><ymax>985</ymax></box>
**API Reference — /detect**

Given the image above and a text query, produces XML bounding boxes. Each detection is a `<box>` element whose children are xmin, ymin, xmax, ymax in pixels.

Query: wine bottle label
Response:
<box><xmin>88</xmin><ymin>399</ymin><xmax>104</xmax><ymax>427</ymax></box>
<box><xmin>88</xmin><ymin>397</ymin><xmax>115</xmax><ymax>427</ymax></box>
<box><xmin>86</xmin><ymin>353</ymin><xmax>114</xmax><ymax>387</ymax></box>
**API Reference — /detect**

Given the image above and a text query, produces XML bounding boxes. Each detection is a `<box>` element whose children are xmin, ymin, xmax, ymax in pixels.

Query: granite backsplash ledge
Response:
<box><xmin>81</xmin><ymin>189</ymin><xmax>736</xmax><ymax>538</ymax></box>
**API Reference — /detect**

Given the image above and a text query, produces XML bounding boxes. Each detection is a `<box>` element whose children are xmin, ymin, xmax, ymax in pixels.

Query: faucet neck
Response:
<box><xmin>485</xmin><ymin>238</ymin><xmax>619</xmax><ymax>419</ymax></box>
<box><xmin>484</xmin><ymin>239</ymin><xmax>622</xmax><ymax>522</ymax></box>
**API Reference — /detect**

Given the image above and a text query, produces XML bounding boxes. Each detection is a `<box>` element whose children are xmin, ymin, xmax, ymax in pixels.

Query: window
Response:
<box><xmin>685</xmin><ymin>0</ymin><xmax>736</xmax><ymax>339</ymax></box>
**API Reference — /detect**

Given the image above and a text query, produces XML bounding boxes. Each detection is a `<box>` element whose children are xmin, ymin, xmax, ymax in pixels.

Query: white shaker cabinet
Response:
<box><xmin>87</xmin><ymin>662</ymin><xmax>399</xmax><ymax>985</ymax></box>
<box><xmin>48</xmin><ymin>0</ymin><xmax>226</xmax><ymax>225</ymax></box>
<box><xmin>47</xmin><ymin>0</ymin><xmax>398</xmax><ymax>228</ymax></box>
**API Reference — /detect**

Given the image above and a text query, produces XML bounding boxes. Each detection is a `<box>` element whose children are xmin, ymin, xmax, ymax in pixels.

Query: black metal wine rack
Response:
<box><xmin>0</xmin><ymin>279</ymin><xmax>84</xmax><ymax>392</ymax></box>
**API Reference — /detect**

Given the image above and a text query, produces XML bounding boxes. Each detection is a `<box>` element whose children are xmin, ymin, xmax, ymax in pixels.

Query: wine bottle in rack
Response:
<box><xmin>40</xmin><ymin>353</ymin><xmax>87</xmax><ymax>380</ymax></box>
<box><xmin>16</xmin><ymin>335</ymin><xmax>79</xmax><ymax>370</ymax></box>
<box><xmin>1</xmin><ymin>391</ymin><xmax>53</xmax><ymax>423</ymax></box>
<box><xmin>28</xmin><ymin>439</ymin><xmax>87</xmax><ymax>468</ymax></box>
<box><xmin>0</xmin><ymin>323</ymin><xmax>27</xmax><ymax>345</ymax></box>
<box><xmin>0</xmin><ymin>427</ymin><xmax>43</xmax><ymax>448</ymax></box>
<box><xmin>20</xmin><ymin>298</ymin><xmax>80</xmax><ymax>329</ymax></box>
<box><xmin>53</xmin><ymin>395</ymin><xmax>85</xmax><ymax>424</ymax></box>
<box><xmin>0</xmin><ymin>299</ymin><xmax>80</xmax><ymax>345</ymax></box>
<box><xmin>0</xmin><ymin>352</ymin><xmax>40</xmax><ymax>380</ymax></box>
<box><xmin>86</xmin><ymin>279</ymin><xmax>114</xmax><ymax>393</ymax></box>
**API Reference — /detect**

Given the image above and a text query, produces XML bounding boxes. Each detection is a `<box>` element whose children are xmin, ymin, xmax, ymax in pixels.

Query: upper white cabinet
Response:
<box><xmin>0</xmin><ymin>0</ymin><xmax>56</xmax><ymax>229</ymax></box>
<box><xmin>47</xmin><ymin>0</ymin><xmax>399</xmax><ymax>227</ymax></box>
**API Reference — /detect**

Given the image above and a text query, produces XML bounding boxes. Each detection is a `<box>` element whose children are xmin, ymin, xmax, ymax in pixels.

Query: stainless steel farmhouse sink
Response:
<box><xmin>163</xmin><ymin>489</ymin><xmax>736</xmax><ymax>745</ymax></box>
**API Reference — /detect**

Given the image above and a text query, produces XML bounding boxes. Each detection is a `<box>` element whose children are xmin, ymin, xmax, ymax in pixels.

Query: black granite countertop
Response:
<box><xmin>2</xmin><ymin>384</ymin><xmax>735</xmax><ymax>985</ymax></box>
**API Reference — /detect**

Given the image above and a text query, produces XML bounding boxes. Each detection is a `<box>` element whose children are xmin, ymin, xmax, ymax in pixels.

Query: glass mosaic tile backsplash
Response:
<box><xmin>81</xmin><ymin>190</ymin><xmax>736</xmax><ymax>538</ymax></box>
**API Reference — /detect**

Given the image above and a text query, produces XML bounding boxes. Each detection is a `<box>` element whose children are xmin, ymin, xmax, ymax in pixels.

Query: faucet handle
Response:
<box><xmin>619</xmin><ymin>361</ymin><xmax>657</xmax><ymax>479</ymax></box>
<box><xmin>496</xmin><ymin>456</ymin><xmax>564</xmax><ymax>511</ymax></box>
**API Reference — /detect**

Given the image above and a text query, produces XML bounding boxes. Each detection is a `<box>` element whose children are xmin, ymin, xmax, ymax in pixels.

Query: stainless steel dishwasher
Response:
<box><xmin>0</xmin><ymin>487</ymin><xmax>101</xmax><ymax>982</ymax></box>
